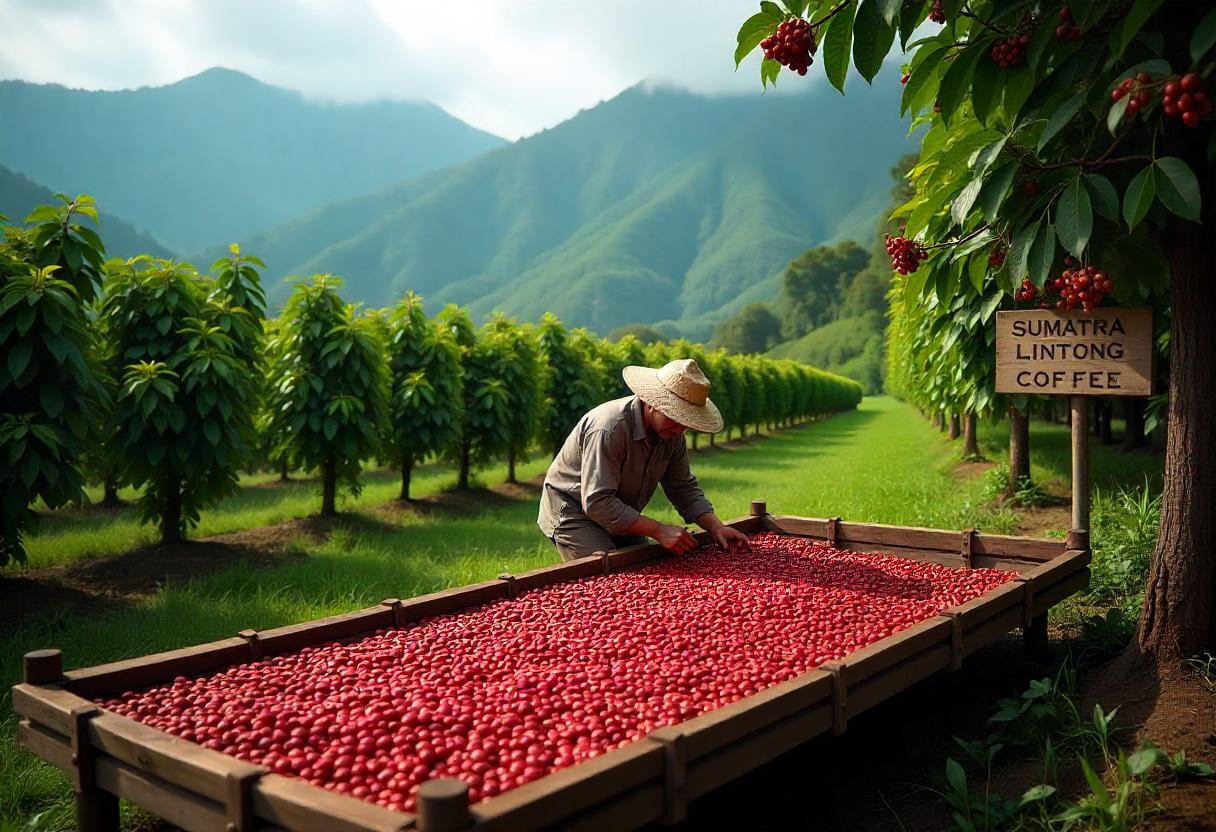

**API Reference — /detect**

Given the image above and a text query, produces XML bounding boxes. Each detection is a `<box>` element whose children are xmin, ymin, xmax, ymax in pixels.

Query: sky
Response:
<box><xmin>0</xmin><ymin>0</ymin><xmax>828</xmax><ymax>141</ymax></box>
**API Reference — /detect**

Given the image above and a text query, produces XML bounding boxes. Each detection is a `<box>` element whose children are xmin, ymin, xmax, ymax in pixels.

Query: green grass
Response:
<box><xmin>1</xmin><ymin>396</ymin><xmax>1161</xmax><ymax>829</ymax></box>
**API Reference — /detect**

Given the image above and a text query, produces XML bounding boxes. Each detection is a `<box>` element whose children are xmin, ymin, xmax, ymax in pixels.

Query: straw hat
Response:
<box><xmin>623</xmin><ymin>358</ymin><xmax>724</xmax><ymax>434</ymax></box>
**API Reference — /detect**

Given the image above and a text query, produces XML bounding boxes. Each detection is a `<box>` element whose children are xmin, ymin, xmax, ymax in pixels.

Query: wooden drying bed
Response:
<box><xmin>13</xmin><ymin>501</ymin><xmax>1090</xmax><ymax>832</ymax></box>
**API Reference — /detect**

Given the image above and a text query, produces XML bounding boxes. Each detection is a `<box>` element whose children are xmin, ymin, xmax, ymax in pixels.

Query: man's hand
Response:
<box><xmin>655</xmin><ymin>523</ymin><xmax>698</xmax><ymax>555</ymax></box>
<box><xmin>712</xmin><ymin>525</ymin><xmax>751</xmax><ymax>551</ymax></box>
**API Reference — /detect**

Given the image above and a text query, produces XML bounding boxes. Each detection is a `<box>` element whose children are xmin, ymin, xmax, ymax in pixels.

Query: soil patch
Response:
<box><xmin>955</xmin><ymin>458</ymin><xmax>996</xmax><ymax>480</ymax></box>
<box><xmin>1015</xmin><ymin>502</ymin><xmax>1074</xmax><ymax>537</ymax></box>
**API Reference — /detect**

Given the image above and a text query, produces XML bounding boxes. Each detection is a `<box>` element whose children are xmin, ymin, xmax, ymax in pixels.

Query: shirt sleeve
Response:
<box><xmin>660</xmin><ymin>439</ymin><xmax>714</xmax><ymax>524</ymax></box>
<box><xmin>580</xmin><ymin>428</ymin><xmax>642</xmax><ymax>534</ymax></box>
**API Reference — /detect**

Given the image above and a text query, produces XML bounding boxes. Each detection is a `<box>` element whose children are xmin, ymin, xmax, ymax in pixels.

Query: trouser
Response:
<box><xmin>548</xmin><ymin>515</ymin><xmax>649</xmax><ymax>561</ymax></box>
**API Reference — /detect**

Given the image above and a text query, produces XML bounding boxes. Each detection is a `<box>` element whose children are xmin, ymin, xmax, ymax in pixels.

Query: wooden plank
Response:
<box><xmin>673</xmin><ymin>670</ymin><xmax>833</xmax><ymax>761</ymax></box>
<box><xmin>849</xmin><ymin>644</ymin><xmax>953</xmax><ymax>716</ymax></box>
<box><xmin>839</xmin><ymin>542</ymin><xmax>967</xmax><ymax>568</ymax></box>
<box><xmin>17</xmin><ymin>719</ymin><xmax>72</xmax><ymax>770</ymax></box>
<box><xmin>838</xmin><ymin>522</ymin><xmax>962</xmax><ymax>552</ymax></box>
<box><xmin>972</xmin><ymin>556</ymin><xmax>1041</xmax><ymax>573</ymax></box>
<box><xmin>838</xmin><ymin>617</ymin><xmax>952</xmax><ymax>685</ymax></box>
<box><xmin>248</xmin><ymin>607</ymin><xmax>396</xmax><ymax>657</ymax></box>
<box><xmin>513</xmin><ymin>559</ymin><xmax>606</xmax><ymax>592</ymax></box>
<box><xmin>473</xmin><ymin>743</ymin><xmax>663</xmax><ymax>832</ymax></box>
<box><xmin>1027</xmin><ymin>550</ymin><xmax>1091</xmax><ymax>592</ymax></box>
<box><xmin>94</xmin><ymin>756</ymin><xmax>229</xmax><ymax>832</ymax></box>
<box><xmin>605</xmin><ymin>544</ymin><xmax>666</xmax><ymax>571</ymax></box>
<box><xmin>721</xmin><ymin>516</ymin><xmax>768</xmax><ymax>534</ymax></box>
<box><xmin>64</xmin><ymin>638</ymin><xmax>251</xmax><ymax>698</ymax></box>
<box><xmin>767</xmin><ymin>516</ymin><xmax>832</xmax><ymax>539</ymax></box>
<box><xmin>685</xmin><ymin>703</ymin><xmax>834</xmax><ymax>801</ymax></box>
<box><xmin>541</xmin><ymin>783</ymin><xmax>665</xmax><ymax>832</ymax></box>
<box><xmin>253</xmin><ymin>773</ymin><xmax>412</xmax><ymax>832</ymax></box>
<box><xmin>759</xmin><ymin>515</ymin><xmax>782</xmax><ymax>532</ymax></box>
<box><xmin>1032</xmin><ymin>569</ymin><xmax>1091</xmax><ymax>614</ymax></box>
<box><xmin>971</xmin><ymin>533</ymin><xmax>1064</xmax><ymax>561</ymax></box>
<box><xmin>945</xmin><ymin>581</ymin><xmax>1026</xmax><ymax>631</ymax></box>
<box><xmin>398</xmin><ymin>580</ymin><xmax>510</xmax><ymax>622</ymax></box>
<box><xmin>88</xmin><ymin>712</ymin><xmax>264</xmax><ymax>803</ymax></box>
<box><xmin>12</xmin><ymin>684</ymin><xmax>92</xmax><ymax>736</ymax></box>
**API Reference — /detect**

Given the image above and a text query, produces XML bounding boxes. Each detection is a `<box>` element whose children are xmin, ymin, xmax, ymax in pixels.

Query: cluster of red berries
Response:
<box><xmin>1015</xmin><ymin>278</ymin><xmax>1045</xmax><ymax>306</ymax></box>
<box><xmin>929</xmin><ymin>1</ymin><xmax>946</xmax><ymax>24</ymax></box>
<box><xmin>885</xmin><ymin>235</ymin><xmax>928</xmax><ymax>275</ymax></box>
<box><xmin>1055</xmin><ymin>6</ymin><xmax>1082</xmax><ymax>40</ymax></box>
<box><xmin>1162</xmin><ymin>73</ymin><xmax>1212</xmax><ymax>128</ymax></box>
<box><xmin>761</xmin><ymin>18</ymin><xmax>816</xmax><ymax>75</ymax></box>
<box><xmin>991</xmin><ymin>33</ymin><xmax>1030</xmax><ymax>68</ymax></box>
<box><xmin>1052</xmin><ymin>262</ymin><xmax>1114</xmax><ymax>311</ymax></box>
<box><xmin>988</xmin><ymin>245</ymin><xmax>1006</xmax><ymax>269</ymax></box>
<box><xmin>1111</xmin><ymin>73</ymin><xmax>1153</xmax><ymax>115</ymax></box>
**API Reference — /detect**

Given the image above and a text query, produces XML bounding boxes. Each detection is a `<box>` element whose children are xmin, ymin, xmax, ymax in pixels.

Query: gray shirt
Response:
<box><xmin>538</xmin><ymin>395</ymin><xmax>714</xmax><ymax>537</ymax></box>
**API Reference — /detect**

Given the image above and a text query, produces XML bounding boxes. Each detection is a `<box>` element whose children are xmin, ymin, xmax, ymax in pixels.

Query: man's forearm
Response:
<box><xmin>695</xmin><ymin>511</ymin><xmax>725</xmax><ymax>531</ymax></box>
<box><xmin>623</xmin><ymin>515</ymin><xmax>665</xmax><ymax>539</ymax></box>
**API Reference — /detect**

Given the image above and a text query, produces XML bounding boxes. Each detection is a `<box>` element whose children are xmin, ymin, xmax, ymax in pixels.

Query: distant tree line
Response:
<box><xmin>0</xmin><ymin>197</ymin><xmax>864</xmax><ymax>563</ymax></box>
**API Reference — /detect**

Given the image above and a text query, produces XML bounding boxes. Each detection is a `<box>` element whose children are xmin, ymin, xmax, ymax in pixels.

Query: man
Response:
<box><xmin>538</xmin><ymin>358</ymin><xmax>751</xmax><ymax>560</ymax></box>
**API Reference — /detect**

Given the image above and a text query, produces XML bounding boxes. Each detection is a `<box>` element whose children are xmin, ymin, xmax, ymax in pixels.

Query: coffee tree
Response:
<box><xmin>263</xmin><ymin>275</ymin><xmax>388</xmax><ymax>516</ymax></box>
<box><xmin>737</xmin><ymin>0</ymin><xmax>1216</xmax><ymax>660</ymax></box>
<box><xmin>0</xmin><ymin>203</ymin><xmax>106</xmax><ymax>564</ymax></box>
<box><xmin>102</xmin><ymin>256</ymin><xmax>261</xmax><ymax>542</ymax></box>
<box><xmin>385</xmin><ymin>292</ymin><xmax>463</xmax><ymax>501</ymax></box>
<box><xmin>485</xmin><ymin>315</ymin><xmax>544</xmax><ymax>483</ymax></box>
<box><xmin>536</xmin><ymin>313</ymin><xmax>601</xmax><ymax>457</ymax></box>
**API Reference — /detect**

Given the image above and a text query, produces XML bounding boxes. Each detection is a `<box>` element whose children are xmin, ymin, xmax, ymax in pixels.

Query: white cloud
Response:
<box><xmin>0</xmin><ymin>0</ymin><xmax>896</xmax><ymax>139</ymax></box>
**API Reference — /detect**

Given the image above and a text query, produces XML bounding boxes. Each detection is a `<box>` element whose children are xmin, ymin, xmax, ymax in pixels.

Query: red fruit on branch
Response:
<box><xmin>929</xmin><ymin>0</ymin><xmax>946</xmax><ymax>24</ymax></box>
<box><xmin>1161</xmin><ymin>73</ymin><xmax>1212</xmax><ymax>127</ymax></box>
<box><xmin>988</xmin><ymin>245</ymin><xmax>1006</xmax><ymax>269</ymax></box>
<box><xmin>901</xmin><ymin>73</ymin><xmax>911</xmax><ymax>84</ymax></box>
<box><xmin>1022</xmin><ymin>180</ymin><xmax>1039</xmax><ymax>197</ymax></box>
<box><xmin>761</xmin><ymin>17</ymin><xmax>816</xmax><ymax>75</ymax></box>
<box><xmin>885</xmin><ymin>235</ymin><xmax>928</xmax><ymax>274</ymax></box>
<box><xmin>991</xmin><ymin>33</ymin><xmax>1030</xmax><ymax>68</ymax></box>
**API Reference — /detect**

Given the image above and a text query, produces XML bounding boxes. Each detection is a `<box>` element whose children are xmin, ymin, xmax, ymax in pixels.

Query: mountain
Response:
<box><xmin>0</xmin><ymin>163</ymin><xmax>173</xmax><ymax>259</ymax></box>
<box><xmin>0</xmin><ymin>68</ymin><xmax>506</xmax><ymax>253</ymax></box>
<box><xmin>237</xmin><ymin>71</ymin><xmax>916</xmax><ymax>338</ymax></box>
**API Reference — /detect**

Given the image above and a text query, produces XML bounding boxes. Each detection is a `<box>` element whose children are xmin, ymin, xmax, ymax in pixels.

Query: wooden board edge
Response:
<box><xmin>63</xmin><ymin>638</ymin><xmax>251</xmax><ymax>698</ymax></box>
<box><xmin>253</xmin><ymin>773</ymin><xmax>412</xmax><ymax>832</ymax></box>
<box><xmin>12</xmin><ymin>683</ymin><xmax>94</xmax><ymax>736</ymax></box>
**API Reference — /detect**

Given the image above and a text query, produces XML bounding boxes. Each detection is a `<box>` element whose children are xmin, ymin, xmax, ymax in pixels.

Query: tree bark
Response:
<box><xmin>948</xmin><ymin>413</ymin><xmax>960</xmax><ymax>440</ymax></box>
<box><xmin>1138</xmin><ymin>154</ymin><xmax>1216</xmax><ymax>660</ymax></box>
<box><xmin>930</xmin><ymin>411</ymin><xmax>941</xmax><ymax>428</ymax></box>
<box><xmin>1121</xmin><ymin>398</ymin><xmax>1147</xmax><ymax>451</ymax></box>
<box><xmin>709</xmin><ymin>432</ymin><xmax>716</xmax><ymax>448</ymax></box>
<box><xmin>962</xmin><ymin>412</ymin><xmax>980</xmax><ymax>459</ymax></box>
<box><xmin>160</xmin><ymin>472</ymin><xmax>182</xmax><ymax>544</ymax></box>
<box><xmin>507</xmin><ymin>448</ymin><xmax>517</xmax><ymax>484</ymax></box>
<box><xmin>400</xmin><ymin>457</ymin><xmax>413</xmax><ymax>501</ymax></box>
<box><xmin>691</xmin><ymin>432</ymin><xmax>699</xmax><ymax>450</ymax></box>
<box><xmin>458</xmin><ymin>441</ymin><xmax>471</xmax><ymax>490</ymax></box>
<box><xmin>278</xmin><ymin>459</ymin><xmax>290</xmax><ymax>482</ymax></box>
<box><xmin>321</xmin><ymin>458</ymin><xmax>337</xmax><ymax>516</ymax></box>
<box><xmin>101</xmin><ymin>471</ymin><xmax>121</xmax><ymax>508</ymax></box>
<box><xmin>1008</xmin><ymin>406</ymin><xmax>1031</xmax><ymax>492</ymax></box>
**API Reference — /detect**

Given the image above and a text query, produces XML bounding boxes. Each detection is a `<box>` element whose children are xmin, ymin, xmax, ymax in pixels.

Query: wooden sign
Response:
<box><xmin>995</xmin><ymin>308</ymin><xmax>1153</xmax><ymax>396</ymax></box>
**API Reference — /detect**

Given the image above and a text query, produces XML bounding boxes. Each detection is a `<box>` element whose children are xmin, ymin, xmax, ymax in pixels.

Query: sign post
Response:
<box><xmin>995</xmin><ymin>307</ymin><xmax>1153</xmax><ymax>534</ymax></box>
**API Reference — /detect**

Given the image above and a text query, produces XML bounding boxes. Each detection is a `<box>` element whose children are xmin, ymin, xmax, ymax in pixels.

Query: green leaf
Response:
<box><xmin>1008</xmin><ymin>220</ymin><xmax>1038</xmax><ymax>281</ymax></box>
<box><xmin>822</xmin><ymin>5</ymin><xmax>855</xmax><ymax>93</ymax></box>
<box><xmin>7</xmin><ymin>340</ymin><xmax>32</xmax><ymax>380</ymax></box>
<box><xmin>761</xmin><ymin>56</ymin><xmax>781</xmax><ymax>88</ymax></box>
<box><xmin>1028</xmin><ymin>216</ymin><xmax>1055</xmax><ymax>287</ymax></box>
<box><xmin>735</xmin><ymin>11</ymin><xmax>780</xmax><ymax>67</ymax></box>
<box><xmin>1193</xmin><ymin>7</ymin><xmax>1216</xmax><ymax>63</ymax></box>
<box><xmin>1107</xmin><ymin>95</ymin><xmax>1130</xmax><ymax>135</ymax></box>
<box><xmin>952</xmin><ymin>177</ymin><xmax>984</xmax><ymax>227</ymax></box>
<box><xmin>971</xmin><ymin>56</ymin><xmax>999</xmax><ymax>125</ymax></box>
<box><xmin>1108</xmin><ymin>0</ymin><xmax>1165</xmax><ymax>60</ymax></box>
<box><xmin>901</xmin><ymin>47</ymin><xmax>946</xmax><ymax>116</ymax></box>
<box><xmin>1019</xmin><ymin>784</ymin><xmax>1057</xmax><ymax>805</ymax></box>
<box><xmin>1123</xmin><ymin>164</ymin><xmax>1156</xmax><ymax>230</ymax></box>
<box><xmin>1000</xmin><ymin>65</ymin><xmax>1035</xmax><ymax>122</ymax></box>
<box><xmin>938</xmin><ymin>47</ymin><xmax>983</xmax><ymax>124</ymax></box>
<box><xmin>945</xmin><ymin>758</ymin><xmax>968</xmax><ymax>797</ymax></box>
<box><xmin>39</xmin><ymin>385</ymin><xmax>64</xmax><ymax>419</ymax></box>
<box><xmin>853</xmin><ymin>0</ymin><xmax>897</xmax><ymax>84</ymax></box>
<box><xmin>1038</xmin><ymin>93</ymin><xmax>1086</xmax><ymax>153</ymax></box>
<box><xmin>978</xmin><ymin>162</ymin><xmax>1017</xmax><ymax>223</ymax></box>
<box><xmin>899</xmin><ymin>0</ymin><xmax>928</xmax><ymax>51</ymax></box>
<box><xmin>1083</xmin><ymin>174</ymin><xmax>1120</xmax><ymax>222</ymax></box>
<box><xmin>1127</xmin><ymin>747</ymin><xmax>1162</xmax><ymax>776</ymax></box>
<box><xmin>1154</xmin><ymin>157</ymin><xmax>1202</xmax><ymax>222</ymax></box>
<box><xmin>203</xmin><ymin>420</ymin><xmax>220</xmax><ymax>446</ymax></box>
<box><xmin>1056</xmin><ymin>178</ymin><xmax>1093</xmax><ymax>258</ymax></box>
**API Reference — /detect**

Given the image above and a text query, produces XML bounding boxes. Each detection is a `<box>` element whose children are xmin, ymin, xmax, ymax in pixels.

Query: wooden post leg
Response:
<box><xmin>75</xmin><ymin>790</ymin><xmax>120</xmax><ymax>832</ymax></box>
<box><xmin>1024</xmin><ymin>613</ymin><xmax>1050</xmax><ymax>662</ymax></box>
<box><xmin>1070</xmin><ymin>396</ymin><xmax>1090</xmax><ymax>533</ymax></box>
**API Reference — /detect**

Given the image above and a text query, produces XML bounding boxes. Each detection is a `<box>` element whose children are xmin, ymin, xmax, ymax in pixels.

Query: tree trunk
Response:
<box><xmin>101</xmin><ymin>471</ymin><xmax>121</xmax><ymax>508</ymax></box>
<box><xmin>161</xmin><ymin>472</ymin><xmax>182</xmax><ymax>544</ymax></box>
<box><xmin>930</xmin><ymin>411</ymin><xmax>941</xmax><ymax>428</ymax></box>
<box><xmin>1099</xmin><ymin>401</ymin><xmax>1114</xmax><ymax>445</ymax></box>
<box><xmin>507</xmin><ymin>448</ymin><xmax>517</xmax><ymax>484</ymax></box>
<box><xmin>1122</xmin><ymin>398</ymin><xmax>1147</xmax><ymax>451</ymax></box>
<box><xmin>1008</xmin><ymin>406</ymin><xmax>1031</xmax><ymax>492</ymax></box>
<box><xmin>939</xmin><ymin>411</ymin><xmax>948</xmax><ymax>432</ymax></box>
<box><xmin>709</xmin><ymin>432</ymin><xmax>716</xmax><ymax>448</ymax></box>
<box><xmin>278</xmin><ymin>459</ymin><xmax>290</xmax><ymax>482</ymax></box>
<box><xmin>948</xmin><ymin>413</ymin><xmax>961</xmax><ymax>440</ymax></box>
<box><xmin>691</xmin><ymin>432</ymin><xmax>699</xmax><ymax>450</ymax></box>
<box><xmin>1138</xmin><ymin>156</ymin><xmax>1216</xmax><ymax>661</ymax></box>
<box><xmin>400</xmin><ymin>457</ymin><xmax>413</xmax><ymax>501</ymax></box>
<box><xmin>458</xmin><ymin>441</ymin><xmax>471</xmax><ymax>490</ymax></box>
<box><xmin>962</xmin><ymin>412</ymin><xmax>980</xmax><ymax>459</ymax></box>
<box><xmin>321</xmin><ymin>458</ymin><xmax>337</xmax><ymax>516</ymax></box>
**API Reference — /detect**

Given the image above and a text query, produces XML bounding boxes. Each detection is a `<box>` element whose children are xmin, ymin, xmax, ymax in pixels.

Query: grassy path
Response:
<box><xmin>0</xmin><ymin>396</ymin><xmax>1158</xmax><ymax>828</ymax></box>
